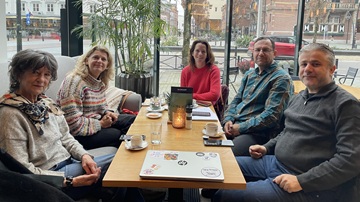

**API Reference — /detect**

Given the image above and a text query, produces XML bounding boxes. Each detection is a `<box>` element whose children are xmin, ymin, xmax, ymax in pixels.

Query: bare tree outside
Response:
<box><xmin>181</xmin><ymin>0</ymin><xmax>208</xmax><ymax>66</ymax></box>
<box><xmin>181</xmin><ymin>0</ymin><xmax>191</xmax><ymax>66</ymax></box>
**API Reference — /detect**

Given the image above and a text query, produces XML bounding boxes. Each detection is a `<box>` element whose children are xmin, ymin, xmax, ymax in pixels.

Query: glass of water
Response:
<box><xmin>150</xmin><ymin>96</ymin><xmax>161</xmax><ymax>110</ymax></box>
<box><xmin>151</xmin><ymin>123</ymin><xmax>162</xmax><ymax>145</ymax></box>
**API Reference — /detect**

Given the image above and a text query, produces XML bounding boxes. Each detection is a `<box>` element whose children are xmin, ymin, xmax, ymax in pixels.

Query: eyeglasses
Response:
<box><xmin>254</xmin><ymin>48</ymin><xmax>273</xmax><ymax>54</ymax></box>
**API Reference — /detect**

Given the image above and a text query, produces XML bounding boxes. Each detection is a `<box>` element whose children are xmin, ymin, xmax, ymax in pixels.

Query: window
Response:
<box><xmin>330</xmin><ymin>24</ymin><xmax>339</xmax><ymax>32</ymax></box>
<box><xmin>90</xmin><ymin>5</ymin><xmax>96</xmax><ymax>13</ymax></box>
<box><xmin>33</xmin><ymin>4</ymin><xmax>39</xmax><ymax>12</ymax></box>
<box><xmin>47</xmin><ymin>4</ymin><xmax>54</xmax><ymax>12</ymax></box>
<box><xmin>329</xmin><ymin>16</ymin><xmax>340</xmax><ymax>23</ymax></box>
<box><xmin>328</xmin><ymin>15</ymin><xmax>340</xmax><ymax>33</ymax></box>
<box><xmin>309</xmin><ymin>24</ymin><xmax>314</xmax><ymax>31</ymax></box>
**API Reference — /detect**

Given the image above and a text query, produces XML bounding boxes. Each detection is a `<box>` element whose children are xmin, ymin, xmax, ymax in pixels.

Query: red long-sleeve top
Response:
<box><xmin>180</xmin><ymin>64</ymin><xmax>221</xmax><ymax>105</ymax></box>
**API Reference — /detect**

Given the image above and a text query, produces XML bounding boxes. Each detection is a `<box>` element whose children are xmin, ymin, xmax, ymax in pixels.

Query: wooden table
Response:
<box><xmin>103</xmin><ymin>106</ymin><xmax>246</xmax><ymax>198</ymax></box>
<box><xmin>293</xmin><ymin>80</ymin><xmax>360</xmax><ymax>99</ymax></box>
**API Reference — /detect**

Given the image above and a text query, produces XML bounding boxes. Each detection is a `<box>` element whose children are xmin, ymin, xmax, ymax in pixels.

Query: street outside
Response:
<box><xmin>5</xmin><ymin>38</ymin><xmax>360</xmax><ymax>102</ymax></box>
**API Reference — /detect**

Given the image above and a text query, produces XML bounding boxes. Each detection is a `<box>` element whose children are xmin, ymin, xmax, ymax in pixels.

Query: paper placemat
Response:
<box><xmin>192</xmin><ymin>107</ymin><xmax>218</xmax><ymax>121</ymax></box>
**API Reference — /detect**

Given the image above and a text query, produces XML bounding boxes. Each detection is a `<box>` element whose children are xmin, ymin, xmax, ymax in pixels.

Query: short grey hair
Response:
<box><xmin>299</xmin><ymin>43</ymin><xmax>335</xmax><ymax>67</ymax></box>
<box><xmin>8</xmin><ymin>49</ymin><xmax>58</xmax><ymax>92</ymax></box>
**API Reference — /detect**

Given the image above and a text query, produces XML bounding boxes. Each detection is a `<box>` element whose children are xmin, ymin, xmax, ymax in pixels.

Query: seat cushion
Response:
<box><xmin>87</xmin><ymin>146</ymin><xmax>118</xmax><ymax>157</ymax></box>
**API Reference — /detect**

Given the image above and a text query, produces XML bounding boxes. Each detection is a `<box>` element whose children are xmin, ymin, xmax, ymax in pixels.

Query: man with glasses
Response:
<box><xmin>223</xmin><ymin>36</ymin><xmax>293</xmax><ymax>156</ymax></box>
<box><xmin>213</xmin><ymin>43</ymin><xmax>360</xmax><ymax>202</ymax></box>
<box><xmin>201</xmin><ymin>36</ymin><xmax>293</xmax><ymax>199</ymax></box>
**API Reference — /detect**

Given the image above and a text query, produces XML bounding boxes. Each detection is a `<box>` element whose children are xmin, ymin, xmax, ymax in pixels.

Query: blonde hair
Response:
<box><xmin>72</xmin><ymin>46</ymin><xmax>114</xmax><ymax>86</ymax></box>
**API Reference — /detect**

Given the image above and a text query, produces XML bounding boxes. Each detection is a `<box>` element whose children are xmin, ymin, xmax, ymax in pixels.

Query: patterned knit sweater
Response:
<box><xmin>57</xmin><ymin>74</ymin><xmax>108</xmax><ymax>136</ymax></box>
<box><xmin>0</xmin><ymin>96</ymin><xmax>88</xmax><ymax>177</ymax></box>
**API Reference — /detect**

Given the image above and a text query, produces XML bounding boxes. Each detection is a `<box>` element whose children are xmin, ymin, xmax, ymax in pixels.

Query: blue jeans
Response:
<box><xmin>51</xmin><ymin>153</ymin><xmax>124</xmax><ymax>200</ymax></box>
<box><xmin>212</xmin><ymin>155</ymin><xmax>337</xmax><ymax>202</ymax></box>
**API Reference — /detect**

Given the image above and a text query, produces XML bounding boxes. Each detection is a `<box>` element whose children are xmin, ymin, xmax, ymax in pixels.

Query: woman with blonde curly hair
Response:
<box><xmin>57</xmin><ymin>46</ymin><xmax>135</xmax><ymax>149</ymax></box>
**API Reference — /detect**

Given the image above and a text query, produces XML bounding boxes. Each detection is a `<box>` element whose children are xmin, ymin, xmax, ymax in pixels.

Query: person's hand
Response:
<box><xmin>71</xmin><ymin>170</ymin><xmax>101</xmax><ymax>187</ymax></box>
<box><xmin>100</xmin><ymin>115</ymin><xmax>112</xmax><ymax>128</ymax></box>
<box><xmin>81</xmin><ymin>154</ymin><xmax>99</xmax><ymax>175</ymax></box>
<box><xmin>224</xmin><ymin>121</ymin><xmax>233</xmax><ymax>135</ymax></box>
<box><xmin>273</xmin><ymin>174</ymin><xmax>302</xmax><ymax>193</ymax></box>
<box><xmin>105</xmin><ymin>111</ymin><xmax>118</xmax><ymax>124</ymax></box>
<box><xmin>224</xmin><ymin>122</ymin><xmax>240</xmax><ymax>137</ymax></box>
<box><xmin>249</xmin><ymin>145</ymin><xmax>267</xmax><ymax>159</ymax></box>
<box><xmin>230</xmin><ymin>124</ymin><xmax>240</xmax><ymax>136</ymax></box>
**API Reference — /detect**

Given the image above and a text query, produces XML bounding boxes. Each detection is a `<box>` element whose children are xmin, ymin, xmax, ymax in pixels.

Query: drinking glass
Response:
<box><xmin>150</xmin><ymin>96</ymin><xmax>161</xmax><ymax>110</ymax></box>
<box><xmin>151</xmin><ymin>123</ymin><xmax>162</xmax><ymax>145</ymax></box>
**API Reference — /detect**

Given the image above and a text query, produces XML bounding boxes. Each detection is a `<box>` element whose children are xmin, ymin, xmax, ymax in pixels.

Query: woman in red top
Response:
<box><xmin>180</xmin><ymin>40</ymin><xmax>221</xmax><ymax>105</ymax></box>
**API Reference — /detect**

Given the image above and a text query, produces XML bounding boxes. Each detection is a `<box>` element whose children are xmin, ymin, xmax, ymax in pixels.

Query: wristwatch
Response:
<box><xmin>65</xmin><ymin>176</ymin><xmax>73</xmax><ymax>187</ymax></box>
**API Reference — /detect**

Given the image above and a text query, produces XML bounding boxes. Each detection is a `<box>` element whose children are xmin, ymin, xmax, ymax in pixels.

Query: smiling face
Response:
<box><xmin>16</xmin><ymin>66</ymin><xmax>52</xmax><ymax>102</ymax></box>
<box><xmin>191</xmin><ymin>43</ymin><xmax>207</xmax><ymax>68</ymax></box>
<box><xmin>85</xmin><ymin>50</ymin><xmax>109</xmax><ymax>79</ymax></box>
<box><xmin>299</xmin><ymin>50</ymin><xmax>335</xmax><ymax>93</ymax></box>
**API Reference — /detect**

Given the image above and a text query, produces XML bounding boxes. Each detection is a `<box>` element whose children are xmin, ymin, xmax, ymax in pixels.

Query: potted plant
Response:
<box><xmin>237</xmin><ymin>59</ymin><xmax>252</xmax><ymax>74</ymax></box>
<box><xmin>74</xmin><ymin>0</ymin><xmax>166</xmax><ymax>101</ymax></box>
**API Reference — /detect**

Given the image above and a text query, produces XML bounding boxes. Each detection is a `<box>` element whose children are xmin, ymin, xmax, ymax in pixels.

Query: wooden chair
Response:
<box><xmin>339</xmin><ymin>67</ymin><xmax>358</xmax><ymax>86</ymax></box>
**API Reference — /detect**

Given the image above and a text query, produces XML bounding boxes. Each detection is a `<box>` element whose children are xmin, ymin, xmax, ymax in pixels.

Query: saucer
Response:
<box><xmin>146</xmin><ymin>112</ymin><xmax>162</xmax><ymax>119</ymax></box>
<box><xmin>125</xmin><ymin>141</ymin><xmax>148</xmax><ymax>150</ymax></box>
<box><xmin>142</xmin><ymin>99</ymin><xmax>151</xmax><ymax>106</ymax></box>
<box><xmin>146</xmin><ymin>107</ymin><xmax>165</xmax><ymax>112</ymax></box>
<box><xmin>202</xmin><ymin>129</ymin><xmax>223</xmax><ymax>138</ymax></box>
<box><xmin>192</xmin><ymin>104</ymin><xmax>199</xmax><ymax>108</ymax></box>
<box><xmin>142</xmin><ymin>99</ymin><xmax>167</xmax><ymax>106</ymax></box>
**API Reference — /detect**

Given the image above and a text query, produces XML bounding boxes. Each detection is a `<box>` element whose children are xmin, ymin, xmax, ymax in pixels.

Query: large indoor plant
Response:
<box><xmin>74</xmin><ymin>0</ymin><xmax>166</xmax><ymax>100</ymax></box>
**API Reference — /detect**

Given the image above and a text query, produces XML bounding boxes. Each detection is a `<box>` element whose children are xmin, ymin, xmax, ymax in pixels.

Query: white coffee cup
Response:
<box><xmin>205</xmin><ymin>123</ymin><xmax>218</xmax><ymax>137</ymax></box>
<box><xmin>126</xmin><ymin>134</ymin><xmax>144</xmax><ymax>148</ymax></box>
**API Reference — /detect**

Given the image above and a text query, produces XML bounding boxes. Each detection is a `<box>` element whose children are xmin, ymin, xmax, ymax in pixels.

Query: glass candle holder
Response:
<box><xmin>172</xmin><ymin>109</ymin><xmax>185</xmax><ymax>129</ymax></box>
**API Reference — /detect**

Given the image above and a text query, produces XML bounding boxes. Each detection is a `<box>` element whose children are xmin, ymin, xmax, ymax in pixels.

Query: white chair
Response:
<box><xmin>53</xmin><ymin>56</ymin><xmax>142</xmax><ymax>112</ymax></box>
<box><xmin>46</xmin><ymin>55</ymin><xmax>77</xmax><ymax>100</ymax></box>
<box><xmin>0</xmin><ymin>61</ymin><xmax>10</xmax><ymax>96</ymax></box>
<box><xmin>1</xmin><ymin>56</ymin><xmax>142</xmax><ymax>112</ymax></box>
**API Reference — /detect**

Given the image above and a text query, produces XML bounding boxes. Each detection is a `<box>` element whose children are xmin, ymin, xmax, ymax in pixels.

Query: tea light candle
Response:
<box><xmin>172</xmin><ymin>110</ymin><xmax>185</xmax><ymax>129</ymax></box>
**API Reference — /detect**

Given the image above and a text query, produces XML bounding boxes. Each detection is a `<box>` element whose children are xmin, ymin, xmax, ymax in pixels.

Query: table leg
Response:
<box><xmin>167</xmin><ymin>188</ymin><xmax>184</xmax><ymax>202</ymax></box>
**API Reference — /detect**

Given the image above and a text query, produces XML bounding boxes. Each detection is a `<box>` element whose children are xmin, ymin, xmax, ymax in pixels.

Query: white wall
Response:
<box><xmin>208</xmin><ymin>0</ymin><xmax>225</xmax><ymax>20</ymax></box>
<box><xmin>0</xmin><ymin>0</ymin><xmax>7</xmax><ymax>62</ymax></box>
